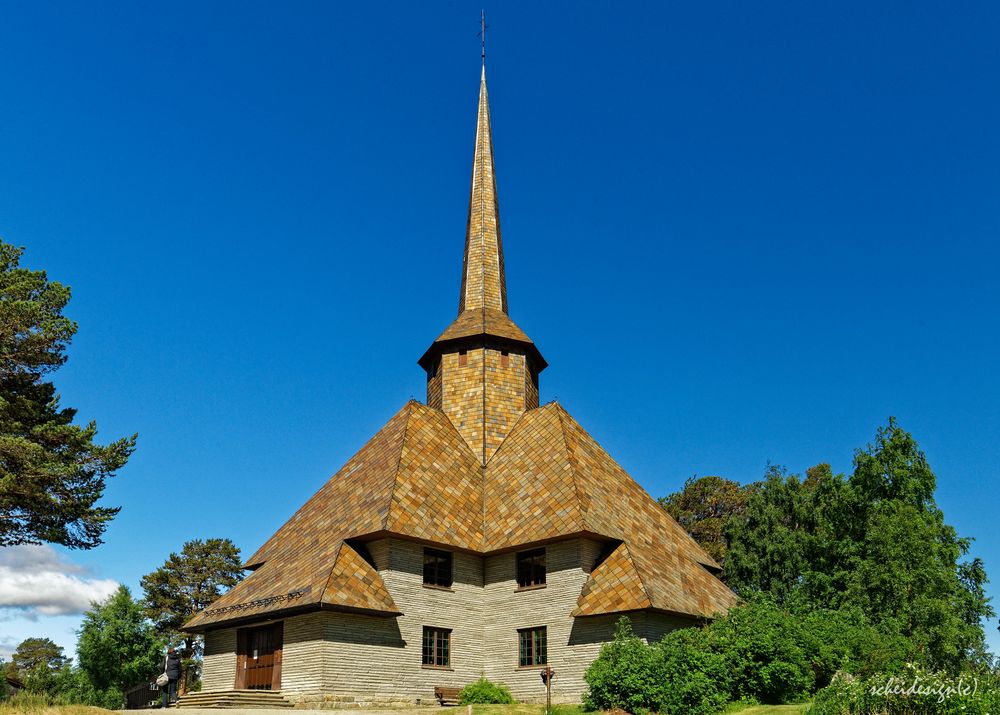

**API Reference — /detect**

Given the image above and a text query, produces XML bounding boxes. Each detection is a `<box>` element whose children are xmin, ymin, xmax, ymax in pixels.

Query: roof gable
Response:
<box><xmin>574</xmin><ymin>543</ymin><xmax>651</xmax><ymax>616</ymax></box>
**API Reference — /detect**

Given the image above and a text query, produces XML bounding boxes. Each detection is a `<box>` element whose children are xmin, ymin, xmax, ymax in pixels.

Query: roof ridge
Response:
<box><xmin>481</xmin><ymin>406</ymin><xmax>531</xmax><ymax>546</ymax></box>
<box><xmin>553</xmin><ymin>402</ymin><xmax>589</xmax><ymax>531</ymax></box>
<box><xmin>425</xmin><ymin>399</ymin><xmax>481</xmax><ymax>462</ymax></box>
<box><xmin>483</xmin><ymin>405</ymin><xmax>532</xmax><ymax>467</ymax></box>
<box><xmin>382</xmin><ymin>400</ymin><xmax>417</xmax><ymax>533</ymax></box>
<box><xmin>318</xmin><ymin>540</ymin><xmax>346</xmax><ymax>605</ymax></box>
<box><xmin>617</xmin><ymin>541</ymin><xmax>654</xmax><ymax>608</ymax></box>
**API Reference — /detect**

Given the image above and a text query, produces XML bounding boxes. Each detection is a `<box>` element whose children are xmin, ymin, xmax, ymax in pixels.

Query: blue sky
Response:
<box><xmin>0</xmin><ymin>1</ymin><xmax>998</xmax><ymax>660</ymax></box>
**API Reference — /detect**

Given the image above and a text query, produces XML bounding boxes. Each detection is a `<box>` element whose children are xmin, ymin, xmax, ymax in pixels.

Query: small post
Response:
<box><xmin>540</xmin><ymin>666</ymin><xmax>555</xmax><ymax>715</ymax></box>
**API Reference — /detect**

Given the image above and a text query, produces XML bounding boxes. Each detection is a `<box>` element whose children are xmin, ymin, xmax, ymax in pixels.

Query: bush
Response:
<box><xmin>809</xmin><ymin>666</ymin><xmax>1000</xmax><ymax>715</ymax></box>
<box><xmin>707</xmin><ymin>595</ymin><xmax>814</xmax><ymax>703</ymax></box>
<box><xmin>584</xmin><ymin>618</ymin><xmax>661</xmax><ymax>714</ymax></box>
<box><xmin>584</xmin><ymin>618</ymin><xmax>729</xmax><ymax>715</ymax></box>
<box><xmin>653</xmin><ymin>629</ymin><xmax>730</xmax><ymax>715</ymax></box>
<box><xmin>584</xmin><ymin>598</ymin><xmax>918</xmax><ymax>714</ymax></box>
<box><xmin>458</xmin><ymin>677</ymin><xmax>515</xmax><ymax>705</ymax></box>
<box><xmin>796</xmin><ymin>608</ymin><xmax>914</xmax><ymax>685</ymax></box>
<box><xmin>92</xmin><ymin>685</ymin><xmax>124</xmax><ymax>710</ymax></box>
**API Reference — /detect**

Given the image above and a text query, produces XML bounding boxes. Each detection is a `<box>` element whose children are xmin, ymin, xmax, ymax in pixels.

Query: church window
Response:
<box><xmin>422</xmin><ymin>627</ymin><xmax>451</xmax><ymax>668</ymax></box>
<box><xmin>518</xmin><ymin>626</ymin><xmax>547</xmax><ymax>667</ymax></box>
<box><xmin>516</xmin><ymin>548</ymin><xmax>546</xmax><ymax>589</ymax></box>
<box><xmin>458</xmin><ymin>350</ymin><xmax>468</xmax><ymax>366</ymax></box>
<box><xmin>423</xmin><ymin>548</ymin><xmax>453</xmax><ymax>588</ymax></box>
<box><xmin>501</xmin><ymin>350</ymin><xmax>509</xmax><ymax>367</ymax></box>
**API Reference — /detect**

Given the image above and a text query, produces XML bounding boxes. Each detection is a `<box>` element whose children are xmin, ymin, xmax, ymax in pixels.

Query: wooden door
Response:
<box><xmin>235</xmin><ymin>623</ymin><xmax>283</xmax><ymax>691</ymax></box>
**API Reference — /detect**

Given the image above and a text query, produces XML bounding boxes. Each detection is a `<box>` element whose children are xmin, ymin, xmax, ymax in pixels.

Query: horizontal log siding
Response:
<box><xmin>201</xmin><ymin>627</ymin><xmax>237</xmax><ymax>691</ymax></box>
<box><xmin>483</xmin><ymin>538</ymin><xmax>607</xmax><ymax>703</ymax></box>
<box><xmin>199</xmin><ymin>537</ymin><xmax>694</xmax><ymax>705</ymax></box>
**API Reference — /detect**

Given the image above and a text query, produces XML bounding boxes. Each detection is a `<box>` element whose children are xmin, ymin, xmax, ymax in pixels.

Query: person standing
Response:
<box><xmin>160</xmin><ymin>648</ymin><xmax>182</xmax><ymax>707</ymax></box>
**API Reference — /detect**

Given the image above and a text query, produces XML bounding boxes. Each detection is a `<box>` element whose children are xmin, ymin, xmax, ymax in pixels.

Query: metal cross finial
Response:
<box><xmin>478</xmin><ymin>10</ymin><xmax>488</xmax><ymax>63</ymax></box>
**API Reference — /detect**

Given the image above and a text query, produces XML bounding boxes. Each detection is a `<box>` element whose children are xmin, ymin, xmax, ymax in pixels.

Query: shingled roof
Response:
<box><xmin>185</xmin><ymin>400</ymin><xmax>736</xmax><ymax>630</ymax></box>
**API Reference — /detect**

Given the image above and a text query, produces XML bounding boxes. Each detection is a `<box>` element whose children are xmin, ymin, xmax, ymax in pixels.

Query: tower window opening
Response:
<box><xmin>459</xmin><ymin>350</ymin><xmax>468</xmax><ymax>366</ymax></box>
<box><xmin>501</xmin><ymin>350</ymin><xmax>509</xmax><ymax>368</ymax></box>
<box><xmin>516</xmin><ymin>548</ymin><xmax>546</xmax><ymax>589</ymax></box>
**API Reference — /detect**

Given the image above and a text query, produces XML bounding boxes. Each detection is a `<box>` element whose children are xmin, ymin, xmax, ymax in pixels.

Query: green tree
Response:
<box><xmin>724</xmin><ymin>419</ymin><xmax>993</xmax><ymax>671</ymax></box>
<box><xmin>723</xmin><ymin>465</ymin><xmax>820</xmax><ymax>600</ymax></box>
<box><xmin>10</xmin><ymin>637</ymin><xmax>67</xmax><ymax>677</ymax></box>
<box><xmin>837</xmin><ymin>420</ymin><xmax>993</xmax><ymax>669</ymax></box>
<box><xmin>9</xmin><ymin>637</ymin><xmax>68</xmax><ymax>695</ymax></box>
<box><xmin>141</xmin><ymin>538</ymin><xmax>243</xmax><ymax>688</ymax></box>
<box><xmin>0</xmin><ymin>239</ymin><xmax>137</xmax><ymax>548</ymax></box>
<box><xmin>658</xmin><ymin>475</ymin><xmax>755</xmax><ymax>564</ymax></box>
<box><xmin>77</xmin><ymin>585</ymin><xmax>163</xmax><ymax>699</ymax></box>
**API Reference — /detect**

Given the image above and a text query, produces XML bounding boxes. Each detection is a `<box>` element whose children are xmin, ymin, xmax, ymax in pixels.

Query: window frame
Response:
<box><xmin>515</xmin><ymin>547</ymin><xmax>546</xmax><ymax>590</ymax></box>
<box><xmin>421</xmin><ymin>626</ymin><xmax>452</xmax><ymax>669</ymax></box>
<box><xmin>422</xmin><ymin>547</ymin><xmax>454</xmax><ymax>590</ymax></box>
<box><xmin>517</xmin><ymin>626</ymin><xmax>548</xmax><ymax>668</ymax></box>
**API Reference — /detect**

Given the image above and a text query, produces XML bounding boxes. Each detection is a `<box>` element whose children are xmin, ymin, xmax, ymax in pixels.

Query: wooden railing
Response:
<box><xmin>124</xmin><ymin>678</ymin><xmax>161</xmax><ymax>710</ymax></box>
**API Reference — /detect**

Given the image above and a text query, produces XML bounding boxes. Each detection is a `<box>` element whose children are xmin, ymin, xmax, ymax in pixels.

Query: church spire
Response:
<box><xmin>419</xmin><ymin>61</ymin><xmax>546</xmax><ymax>464</ymax></box>
<box><xmin>458</xmin><ymin>65</ymin><xmax>508</xmax><ymax>315</ymax></box>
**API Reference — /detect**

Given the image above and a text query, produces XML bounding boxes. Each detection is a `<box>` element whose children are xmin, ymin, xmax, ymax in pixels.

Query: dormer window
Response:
<box><xmin>516</xmin><ymin>548</ymin><xmax>546</xmax><ymax>589</ymax></box>
<box><xmin>423</xmin><ymin>548</ymin><xmax>453</xmax><ymax>589</ymax></box>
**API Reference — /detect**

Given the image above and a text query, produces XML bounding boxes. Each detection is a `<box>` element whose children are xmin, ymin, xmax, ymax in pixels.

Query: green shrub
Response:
<box><xmin>584</xmin><ymin>618</ymin><xmax>729</xmax><ymax>715</ymax></box>
<box><xmin>583</xmin><ymin>618</ymin><xmax>661</xmax><ymax>714</ymax></box>
<box><xmin>796</xmin><ymin>608</ymin><xmax>914</xmax><ymax>685</ymax></box>
<box><xmin>808</xmin><ymin>666</ymin><xmax>1000</xmax><ymax>715</ymax></box>
<box><xmin>707</xmin><ymin>595</ymin><xmax>814</xmax><ymax>703</ymax></box>
<box><xmin>458</xmin><ymin>677</ymin><xmax>515</xmax><ymax>705</ymax></box>
<box><xmin>652</xmin><ymin>628</ymin><xmax>730</xmax><ymax>715</ymax></box>
<box><xmin>584</xmin><ymin>599</ymin><xmax>977</xmax><ymax>714</ymax></box>
<box><xmin>93</xmin><ymin>685</ymin><xmax>124</xmax><ymax>710</ymax></box>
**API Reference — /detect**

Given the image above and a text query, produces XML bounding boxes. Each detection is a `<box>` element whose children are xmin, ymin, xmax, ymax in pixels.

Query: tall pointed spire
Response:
<box><xmin>419</xmin><ymin>59</ymin><xmax>546</xmax><ymax>464</ymax></box>
<box><xmin>458</xmin><ymin>66</ymin><xmax>508</xmax><ymax>315</ymax></box>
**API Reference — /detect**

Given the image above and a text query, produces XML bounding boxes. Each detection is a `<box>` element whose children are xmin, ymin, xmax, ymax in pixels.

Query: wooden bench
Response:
<box><xmin>433</xmin><ymin>687</ymin><xmax>461</xmax><ymax>706</ymax></box>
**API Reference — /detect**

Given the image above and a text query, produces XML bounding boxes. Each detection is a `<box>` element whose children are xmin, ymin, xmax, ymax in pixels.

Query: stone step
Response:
<box><xmin>176</xmin><ymin>690</ymin><xmax>293</xmax><ymax>709</ymax></box>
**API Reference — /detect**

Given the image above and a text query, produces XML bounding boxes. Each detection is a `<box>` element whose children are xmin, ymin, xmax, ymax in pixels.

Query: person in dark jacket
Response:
<box><xmin>161</xmin><ymin>648</ymin><xmax>182</xmax><ymax>707</ymax></box>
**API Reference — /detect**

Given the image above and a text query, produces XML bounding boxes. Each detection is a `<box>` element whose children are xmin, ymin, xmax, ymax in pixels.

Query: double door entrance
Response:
<box><xmin>235</xmin><ymin>623</ymin><xmax>283</xmax><ymax>690</ymax></box>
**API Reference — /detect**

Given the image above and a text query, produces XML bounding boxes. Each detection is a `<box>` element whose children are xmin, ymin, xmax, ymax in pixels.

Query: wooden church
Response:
<box><xmin>184</xmin><ymin>62</ymin><xmax>737</xmax><ymax>707</ymax></box>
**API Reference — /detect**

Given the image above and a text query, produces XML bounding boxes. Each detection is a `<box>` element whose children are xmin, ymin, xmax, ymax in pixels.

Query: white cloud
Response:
<box><xmin>0</xmin><ymin>545</ymin><xmax>119</xmax><ymax>618</ymax></box>
<box><xmin>0</xmin><ymin>634</ymin><xmax>17</xmax><ymax>660</ymax></box>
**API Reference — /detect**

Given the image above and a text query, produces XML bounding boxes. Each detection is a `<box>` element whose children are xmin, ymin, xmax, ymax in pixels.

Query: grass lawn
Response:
<box><xmin>471</xmin><ymin>706</ymin><xmax>585</xmax><ymax>715</ymax></box>
<box><xmin>0</xmin><ymin>707</ymin><xmax>112</xmax><ymax>715</ymax></box>
<box><xmin>469</xmin><ymin>705</ymin><xmax>808</xmax><ymax>715</ymax></box>
<box><xmin>725</xmin><ymin>705</ymin><xmax>811</xmax><ymax>715</ymax></box>
<box><xmin>0</xmin><ymin>703</ymin><xmax>809</xmax><ymax>715</ymax></box>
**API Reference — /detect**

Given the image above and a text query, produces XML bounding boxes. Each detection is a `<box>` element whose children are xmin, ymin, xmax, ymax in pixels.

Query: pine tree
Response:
<box><xmin>0</xmin><ymin>239</ymin><xmax>136</xmax><ymax>548</ymax></box>
<box><xmin>142</xmin><ymin>539</ymin><xmax>244</xmax><ymax>690</ymax></box>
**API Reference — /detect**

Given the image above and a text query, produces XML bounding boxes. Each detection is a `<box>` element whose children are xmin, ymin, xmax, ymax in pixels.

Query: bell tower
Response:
<box><xmin>419</xmin><ymin>65</ymin><xmax>546</xmax><ymax>465</ymax></box>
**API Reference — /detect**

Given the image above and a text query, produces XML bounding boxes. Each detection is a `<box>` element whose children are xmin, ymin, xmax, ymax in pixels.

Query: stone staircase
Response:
<box><xmin>175</xmin><ymin>689</ymin><xmax>294</xmax><ymax>709</ymax></box>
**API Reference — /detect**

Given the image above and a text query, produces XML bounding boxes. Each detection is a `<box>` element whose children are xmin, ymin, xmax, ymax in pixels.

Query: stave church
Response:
<box><xmin>184</xmin><ymin>59</ymin><xmax>737</xmax><ymax>707</ymax></box>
